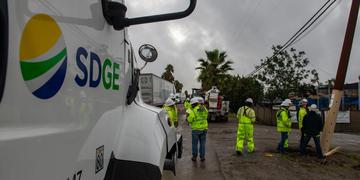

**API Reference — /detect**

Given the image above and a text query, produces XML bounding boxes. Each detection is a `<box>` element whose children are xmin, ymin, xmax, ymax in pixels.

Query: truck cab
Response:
<box><xmin>0</xmin><ymin>0</ymin><xmax>195</xmax><ymax>179</ymax></box>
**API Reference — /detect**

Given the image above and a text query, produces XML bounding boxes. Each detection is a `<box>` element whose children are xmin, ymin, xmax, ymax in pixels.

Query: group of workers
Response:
<box><xmin>276</xmin><ymin>98</ymin><xmax>324</xmax><ymax>158</ymax></box>
<box><xmin>236</xmin><ymin>98</ymin><xmax>324</xmax><ymax>159</ymax></box>
<box><xmin>162</xmin><ymin>94</ymin><xmax>325</xmax><ymax>163</ymax></box>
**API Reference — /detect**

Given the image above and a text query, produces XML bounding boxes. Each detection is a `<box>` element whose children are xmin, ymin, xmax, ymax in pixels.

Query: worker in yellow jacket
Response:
<box><xmin>163</xmin><ymin>98</ymin><xmax>178</xmax><ymax>127</ymax></box>
<box><xmin>276</xmin><ymin>99</ymin><xmax>292</xmax><ymax>153</ymax></box>
<box><xmin>236</xmin><ymin>98</ymin><xmax>256</xmax><ymax>155</ymax></box>
<box><xmin>298</xmin><ymin>99</ymin><xmax>308</xmax><ymax>149</ymax></box>
<box><xmin>187</xmin><ymin>97</ymin><xmax>208</xmax><ymax>161</ymax></box>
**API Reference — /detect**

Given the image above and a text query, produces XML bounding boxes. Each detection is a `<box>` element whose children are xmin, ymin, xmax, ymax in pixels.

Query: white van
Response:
<box><xmin>0</xmin><ymin>0</ymin><xmax>196</xmax><ymax>179</ymax></box>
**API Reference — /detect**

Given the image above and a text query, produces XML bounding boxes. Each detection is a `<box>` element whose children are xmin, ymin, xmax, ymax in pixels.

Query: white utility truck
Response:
<box><xmin>140</xmin><ymin>73</ymin><xmax>175</xmax><ymax>107</ymax></box>
<box><xmin>205</xmin><ymin>86</ymin><xmax>229</xmax><ymax>121</ymax></box>
<box><xmin>0</xmin><ymin>0</ymin><xmax>196</xmax><ymax>179</ymax></box>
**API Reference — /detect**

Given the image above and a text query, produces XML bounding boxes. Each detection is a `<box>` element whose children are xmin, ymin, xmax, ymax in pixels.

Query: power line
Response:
<box><xmin>281</xmin><ymin>0</ymin><xmax>332</xmax><ymax>49</ymax></box>
<box><xmin>290</xmin><ymin>0</ymin><xmax>343</xmax><ymax>46</ymax></box>
<box><xmin>282</xmin><ymin>0</ymin><xmax>337</xmax><ymax>48</ymax></box>
<box><xmin>248</xmin><ymin>0</ymin><xmax>336</xmax><ymax>76</ymax></box>
<box><xmin>248</xmin><ymin>0</ymin><xmax>337</xmax><ymax>77</ymax></box>
<box><xmin>248</xmin><ymin>0</ymin><xmax>335</xmax><ymax>76</ymax></box>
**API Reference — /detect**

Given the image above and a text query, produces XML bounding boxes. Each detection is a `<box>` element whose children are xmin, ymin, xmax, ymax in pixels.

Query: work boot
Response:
<box><xmin>200</xmin><ymin>158</ymin><xmax>205</xmax><ymax>162</ymax></box>
<box><xmin>191</xmin><ymin>156</ymin><xmax>197</xmax><ymax>161</ymax></box>
<box><xmin>236</xmin><ymin>151</ymin><xmax>242</xmax><ymax>156</ymax></box>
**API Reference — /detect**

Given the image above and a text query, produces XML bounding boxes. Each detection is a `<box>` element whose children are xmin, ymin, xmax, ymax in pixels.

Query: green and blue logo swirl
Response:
<box><xmin>19</xmin><ymin>14</ymin><xmax>67</xmax><ymax>99</ymax></box>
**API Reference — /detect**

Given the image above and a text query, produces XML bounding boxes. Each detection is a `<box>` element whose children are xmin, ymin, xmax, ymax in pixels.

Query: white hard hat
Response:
<box><xmin>190</xmin><ymin>98</ymin><xmax>198</xmax><ymax>105</ymax></box>
<box><xmin>197</xmin><ymin>97</ymin><xmax>204</xmax><ymax>104</ymax></box>
<box><xmin>280</xmin><ymin>99</ymin><xmax>292</xmax><ymax>107</ymax></box>
<box><xmin>308</xmin><ymin>104</ymin><xmax>318</xmax><ymax>111</ymax></box>
<box><xmin>169</xmin><ymin>93</ymin><xmax>175</xmax><ymax>99</ymax></box>
<box><xmin>165</xmin><ymin>98</ymin><xmax>175</xmax><ymax>106</ymax></box>
<box><xmin>246</xmin><ymin>98</ymin><xmax>254</xmax><ymax>104</ymax></box>
<box><xmin>301</xmin><ymin>99</ymin><xmax>308</xmax><ymax>103</ymax></box>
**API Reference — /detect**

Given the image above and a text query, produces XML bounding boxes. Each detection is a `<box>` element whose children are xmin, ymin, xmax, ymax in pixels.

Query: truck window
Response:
<box><xmin>0</xmin><ymin>0</ymin><xmax>8</xmax><ymax>102</ymax></box>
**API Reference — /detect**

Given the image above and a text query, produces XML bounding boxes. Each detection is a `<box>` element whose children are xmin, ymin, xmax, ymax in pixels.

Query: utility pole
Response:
<box><xmin>321</xmin><ymin>0</ymin><xmax>360</xmax><ymax>155</ymax></box>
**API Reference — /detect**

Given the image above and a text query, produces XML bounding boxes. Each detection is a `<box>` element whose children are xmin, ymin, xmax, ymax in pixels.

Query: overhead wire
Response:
<box><xmin>291</xmin><ymin>0</ymin><xmax>343</xmax><ymax>78</ymax></box>
<box><xmin>247</xmin><ymin>0</ymin><xmax>337</xmax><ymax>77</ymax></box>
<box><xmin>281</xmin><ymin>0</ymin><xmax>337</xmax><ymax>49</ymax></box>
<box><xmin>290</xmin><ymin>0</ymin><xmax>343</xmax><ymax>46</ymax></box>
<box><xmin>248</xmin><ymin>0</ymin><xmax>334</xmax><ymax>76</ymax></box>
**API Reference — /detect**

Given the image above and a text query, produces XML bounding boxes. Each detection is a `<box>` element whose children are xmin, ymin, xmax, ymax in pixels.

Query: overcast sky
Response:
<box><xmin>126</xmin><ymin>0</ymin><xmax>360</xmax><ymax>92</ymax></box>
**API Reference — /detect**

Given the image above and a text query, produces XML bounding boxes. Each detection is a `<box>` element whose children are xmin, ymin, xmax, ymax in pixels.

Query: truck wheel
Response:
<box><xmin>164</xmin><ymin>152</ymin><xmax>176</xmax><ymax>175</ymax></box>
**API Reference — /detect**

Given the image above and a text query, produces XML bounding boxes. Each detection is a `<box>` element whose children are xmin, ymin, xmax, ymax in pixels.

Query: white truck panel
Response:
<box><xmin>0</xmin><ymin>0</ymin><xmax>179</xmax><ymax>179</ymax></box>
<box><xmin>209</xmin><ymin>92</ymin><xmax>219</xmax><ymax>109</ymax></box>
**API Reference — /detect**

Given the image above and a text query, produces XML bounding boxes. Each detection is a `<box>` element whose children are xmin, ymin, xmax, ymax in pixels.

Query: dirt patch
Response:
<box><xmin>208</xmin><ymin>118</ymin><xmax>360</xmax><ymax>180</ymax></box>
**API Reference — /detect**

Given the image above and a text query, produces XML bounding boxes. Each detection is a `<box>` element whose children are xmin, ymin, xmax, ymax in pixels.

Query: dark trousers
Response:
<box><xmin>299</xmin><ymin>129</ymin><xmax>304</xmax><ymax>150</ymax></box>
<box><xmin>300</xmin><ymin>134</ymin><xmax>324</xmax><ymax>158</ymax></box>
<box><xmin>192</xmin><ymin>130</ymin><xmax>207</xmax><ymax>159</ymax></box>
<box><xmin>277</xmin><ymin>132</ymin><xmax>288</xmax><ymax>153</ymax></box>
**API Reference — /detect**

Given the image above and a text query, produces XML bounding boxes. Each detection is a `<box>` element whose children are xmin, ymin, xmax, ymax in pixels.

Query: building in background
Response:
<box><xmin>316</xmin><ymin>82</ymin><xmax>358</xmax><ymax>111</ymax></box>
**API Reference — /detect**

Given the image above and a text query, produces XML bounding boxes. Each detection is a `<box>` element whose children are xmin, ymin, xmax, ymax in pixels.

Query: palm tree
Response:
<box><xmin>174</xmin><ymin>80</ymin><xmax>183</xmax><ymax>93</ymax></box>
<box><xmin>196</xmin><ymin>49</ymin><xmax>234</xmax><ymax>90</ymax></box>
<box><xmin>161</xmin><ymin>64</ymin><xmax>175</xmax><ymax>82</ymax></box>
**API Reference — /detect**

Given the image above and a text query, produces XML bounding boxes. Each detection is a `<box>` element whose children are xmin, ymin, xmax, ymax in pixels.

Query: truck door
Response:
<box><xmin>1</xmin><ymin>0</ymin><xmax>126</xmax><ymax>179</ymax></box>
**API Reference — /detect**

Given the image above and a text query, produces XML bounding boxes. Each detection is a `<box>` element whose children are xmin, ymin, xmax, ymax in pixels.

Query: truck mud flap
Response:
<box><xmin>177</xmin><ymin>134</ymin><xmax>183</xmax><ymax>158</ymax></box>
<box><xmin>105</xmin><ymin>152</ymin><xmax>161</xmax><ymax>180</ymax></box>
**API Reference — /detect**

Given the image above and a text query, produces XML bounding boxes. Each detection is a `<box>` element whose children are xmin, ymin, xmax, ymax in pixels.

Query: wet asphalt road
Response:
<box><xmin>162</xmin><ymin>113</ymin><xmax>225</xmax><ymax>180</ymax></box>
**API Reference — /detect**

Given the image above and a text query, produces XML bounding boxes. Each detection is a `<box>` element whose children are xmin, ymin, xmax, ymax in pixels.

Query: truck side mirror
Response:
<box><xmin>139</xmin><ymin>44</ymin><xmax>158</xmax><ymax>63</ymax></box>
<box><xmin>101</xmin><ymin>0</ymin><xmax>197</xmax><ymax>30</ymax></box>
<box><xmin>138</xmin><ymin>44</ymin><xmax>158</xmax><ymax>71</ymax></box>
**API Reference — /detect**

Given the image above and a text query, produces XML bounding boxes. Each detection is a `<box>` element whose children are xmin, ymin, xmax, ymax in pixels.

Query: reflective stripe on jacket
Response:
<box><xmin>188</xmin><ymin>105</ymin><xmax>208</xmax><ymax>130</ymax></box>
<box><xmin>237</xmin><ymin>106</ymin><xmax>256</xmax><ymax>124</ymax></box>
<box><xmin>276</xmin><ymin>107</ymin><xmax>291</xmax><ymax>132</ymax></box>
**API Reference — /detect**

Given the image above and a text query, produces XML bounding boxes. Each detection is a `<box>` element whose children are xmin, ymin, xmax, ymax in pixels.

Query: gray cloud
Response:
<box><xmin>127</xmin><ymin>0</ymin><xmax>359</xmax><ymax>92</ymax></box>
